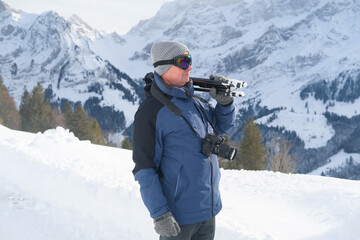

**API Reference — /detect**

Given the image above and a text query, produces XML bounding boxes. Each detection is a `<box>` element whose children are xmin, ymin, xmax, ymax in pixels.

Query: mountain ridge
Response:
<box><xmin>0</xmin><ymin>2</ymin><xmax>141</xmax><ymax>139</ymax></box>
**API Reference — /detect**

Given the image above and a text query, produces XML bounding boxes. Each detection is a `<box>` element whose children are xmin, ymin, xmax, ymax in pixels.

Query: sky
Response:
<box><xmin>4</xmin><ymin>0</ymin><xmax>173</xmax><ymax>34</ymax></box>
<box><xmin>1</xmin><ymin>124</ymin><xmax>360</xmax><ymax>240</ymax></box>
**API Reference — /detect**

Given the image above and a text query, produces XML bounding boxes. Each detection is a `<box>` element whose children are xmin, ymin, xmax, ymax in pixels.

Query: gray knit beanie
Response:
<box><xmin>151</xmin><ymin>41</ymin><xmax>190</xmax><ymax>76</ymax></box>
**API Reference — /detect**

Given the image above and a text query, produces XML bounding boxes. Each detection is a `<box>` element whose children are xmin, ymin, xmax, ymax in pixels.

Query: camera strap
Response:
<box><xmin>150</xmin><ymin>83</ymin><xmax>202</xmax><ymax>139</ymax></box>
<box><xmin>145</xmin><ymin>72</ymin><xmax>218</xmax><ymax>138</ymax></box>
<box><xmin>183</xmin><ymin>87</ymin><xmax>219</xmax><ymax>135</ymax></box>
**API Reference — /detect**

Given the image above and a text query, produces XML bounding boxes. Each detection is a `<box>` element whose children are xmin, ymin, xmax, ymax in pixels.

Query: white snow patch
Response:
<box><xmin>310</xmin><ymin>150</ymin><xmax>360</xmax><ymax>176</ymax></box>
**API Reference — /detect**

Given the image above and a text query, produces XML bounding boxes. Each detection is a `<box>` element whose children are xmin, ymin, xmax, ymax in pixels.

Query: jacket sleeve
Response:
<box><xmin>207</xmin><ymin>102</ymin><xmax>235</xmax><ymax>135</ymax></box>
<box><xmin>132</xmin><ymin>98</ymin><xmax>168</xmax><ymax>219</ymax></box>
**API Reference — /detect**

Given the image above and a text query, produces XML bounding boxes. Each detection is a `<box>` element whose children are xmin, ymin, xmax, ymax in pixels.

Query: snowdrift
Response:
<box><xmin>0</xmin><ymin>125</ymin><xmax>360</xmax><ymax>240</ymax></box>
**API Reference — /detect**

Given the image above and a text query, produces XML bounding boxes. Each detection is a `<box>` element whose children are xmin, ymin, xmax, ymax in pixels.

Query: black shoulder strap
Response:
<box><xmin>144</xmin><ymin>72</ymin><xmax>182</xmax><ymax>116</ymax></box>
<box><xmin>145</xmin><ymin>72</ymin><xmax>215</xmax><ymax>138</ymax></box>
<box><xmin>149</xmin><ymin>79</ymin><xmax>203</xmax><ymax>138</ymax></box>
<box><xmin>150</xmin><ymin>84</ymin><xmax>182</xmax><ymax>117</ymax></box>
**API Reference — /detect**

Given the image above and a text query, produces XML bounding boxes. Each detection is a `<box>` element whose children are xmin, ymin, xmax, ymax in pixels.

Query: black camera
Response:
<box><xmin>201</xmin><ymin>133</ymin><xmax>237</xmax><ymax>160</ymax></box>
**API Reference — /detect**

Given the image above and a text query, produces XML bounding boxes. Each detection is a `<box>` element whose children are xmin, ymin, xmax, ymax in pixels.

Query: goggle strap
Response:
<box><xmin>153</xmin><ymin>59</ymin><xmax>174</xmax><ymax>68</ymax></box>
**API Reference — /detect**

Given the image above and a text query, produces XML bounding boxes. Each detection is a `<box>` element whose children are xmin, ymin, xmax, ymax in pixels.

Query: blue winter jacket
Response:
<box><xmin>132</xmin><ymin>72</ymin><xmax>235</xmax><ymax>225</ymax></box>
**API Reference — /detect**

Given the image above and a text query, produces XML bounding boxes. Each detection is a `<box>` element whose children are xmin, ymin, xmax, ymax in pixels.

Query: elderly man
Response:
<box><xmin>132</xmin><ymin>40</ymin><xmax>235</xmax><ymax>240</ymax></box>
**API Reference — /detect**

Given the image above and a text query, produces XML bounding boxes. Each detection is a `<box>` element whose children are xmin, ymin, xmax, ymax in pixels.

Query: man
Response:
<box><xmin>132</xmin><ymin>40</ymin><xmax>235</xmax><ymax>239</ymax></box>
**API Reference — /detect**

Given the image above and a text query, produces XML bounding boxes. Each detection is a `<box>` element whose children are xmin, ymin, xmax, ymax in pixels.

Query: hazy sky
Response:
<box><xmin>4</xmin><ymin>0</ymin><xmax>173</xmax><ymax>34</ymax></box>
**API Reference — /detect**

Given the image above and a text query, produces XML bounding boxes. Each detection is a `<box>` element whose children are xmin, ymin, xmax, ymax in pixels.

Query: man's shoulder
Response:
<box><xmin>135</xmin><ymin>94</ymin><xmax>165</xmax><ymax>119</ymax></box>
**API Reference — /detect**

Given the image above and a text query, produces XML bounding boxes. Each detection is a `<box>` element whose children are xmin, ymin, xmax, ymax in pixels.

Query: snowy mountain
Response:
<box><xmin>1</xmin><ymin>124</ymin><xmax>360</xmax><ymax>240</ymax></box>
<box><xmin>1</xmin><ymin>0</ymin><xmax>360</xmax><ymax>175</ymax></box>
<box><xmin>0</xmin><ymin>0</ymin><xmax>142</xmax><ymax>139</ymax></box>
<box><xmin>93</xmin><ymin>0</ymin><xmax>360</xmax><ymax>175</ymax></box>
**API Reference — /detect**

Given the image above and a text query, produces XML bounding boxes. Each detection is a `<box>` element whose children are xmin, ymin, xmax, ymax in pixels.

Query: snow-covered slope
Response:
<box><xmin>1</xmin><ymin>124</ymin><xmax>360</xmax><ymax>240</ymax></box>
<box><xmin>310</xmin><ymin>150</ymin><xmax>360</xmax><ymax>176</ymax></box>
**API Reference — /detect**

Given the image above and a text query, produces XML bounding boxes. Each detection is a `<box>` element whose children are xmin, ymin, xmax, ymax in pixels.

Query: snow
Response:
<box><xmin>100</xmin><ymin>85</ymin><xmax>138</xmax><ymax>123</ymax></box>
<box><xmin>1</xmin><ymin>124</ymin><xmax>360</xmax><ymax>240</ymax></box>
<box><xmin>256</xmin><ymin>109</ymin><xmax>335</xmax><ymax>149</ymax></box>
<box><xmin>310</xmin><ymin>150</ymin><xmax>360</xmax><ymax>176</ymax></box>
<box><xmin>328</xmin><ymin>98</ymin><xmax>360</xmax><ymax>118</ymax></box>
<box><xmin>256</xmin><ymin>91</ymin><xmax>336</xmax><ymax>149</ymax></box>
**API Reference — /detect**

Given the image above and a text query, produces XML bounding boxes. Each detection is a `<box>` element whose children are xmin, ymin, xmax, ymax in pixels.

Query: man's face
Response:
<box><xmin>161</xmin><ymin>52</ymin><xmax>192</xmax><ymax>87</ymax></box>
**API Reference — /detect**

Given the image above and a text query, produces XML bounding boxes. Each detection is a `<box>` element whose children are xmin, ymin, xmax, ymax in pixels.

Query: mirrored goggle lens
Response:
<box><xmin>176</xmin><ymin>55</ymin><xmax>192</xmax><ymax>69</ymax></box>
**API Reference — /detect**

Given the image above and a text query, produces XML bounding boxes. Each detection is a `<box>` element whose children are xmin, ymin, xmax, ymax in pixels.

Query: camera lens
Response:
<box><xmin>217</xmin><ymin>143</ymin><xmax>237</xmax><ymax>160</ymax></box>
<box><xmin>228</xmin><ymin>148</ymin><xmax>237</xmax><ymax>160</ymax></box>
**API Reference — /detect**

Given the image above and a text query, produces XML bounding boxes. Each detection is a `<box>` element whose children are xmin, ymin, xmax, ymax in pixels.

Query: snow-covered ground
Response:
<box><xmin>1</xmin><ymin>125</ymin><xmax>360</xmax><ymax>240</ymax></box>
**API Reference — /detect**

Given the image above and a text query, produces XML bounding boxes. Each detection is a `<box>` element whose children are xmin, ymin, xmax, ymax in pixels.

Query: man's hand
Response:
<box><xmin>209</xmin><ymin>75</ymin><xmax>234</xmax><ymax>106</ymax></box>
<box><xmin>209</xmin><ymin>87</ymin><xmax>234</xmax><ymax>106</ymax></box>
<box><xmin>154</xmin><ymin>211</ymin><xmax>181</xmax><ymax>237</ymax></box>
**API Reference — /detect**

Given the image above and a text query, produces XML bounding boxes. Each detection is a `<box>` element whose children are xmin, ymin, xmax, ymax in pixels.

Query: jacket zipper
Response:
<box><xmin>193</xmin><ymin>97</ymin><xmax>214</xmax><ymax>216</ymax></box>
<box><xmin>208</xmin><ymin>156</ymin><xmax>214</xmax><ymax>217</ymax></box>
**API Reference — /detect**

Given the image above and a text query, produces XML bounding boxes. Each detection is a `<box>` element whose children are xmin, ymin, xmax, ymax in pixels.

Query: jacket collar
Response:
<box><xmin>153</xmin><ymin>72</ymin><xmax>194</xmax><ymax>99</ymax></box>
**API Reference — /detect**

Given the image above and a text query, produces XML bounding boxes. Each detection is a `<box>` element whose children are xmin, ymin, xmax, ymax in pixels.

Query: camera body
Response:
<box><xmin>201</xmin><ymin>133</ymin><xmax>237</xmax><ymax>160</ymax></box>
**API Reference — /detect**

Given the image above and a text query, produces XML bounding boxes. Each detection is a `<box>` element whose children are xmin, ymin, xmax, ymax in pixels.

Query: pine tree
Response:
<box><xmin>50</xmin><ymin>108</ymin><xmax>65</xmax><ymax>128</ymax></box>
<box><xmin>62</xmin><ymin>101</ymin><xmax>105</xmax><ymax>145</ymax></box>
<box><xmin>89</xmin><ymin>119</ymin><xmax>105</xmax><ymax>145</ymax></box>
<box><xmin>19</xmin><ymin>83</ymin><xmax>55</xmax><ymax>133</ymax></box>
<box><xmin>62</xmin><ymin>101</ymin><xmax>73</xmax><ymax>127</ymax></box>
<box><xmin>19</xmin><ymin>89</ymin><xmax>31</xmax><ymax>130</ymax></box>
<box><xmin>71</xmin><ymin>103</ymin><xmax>92</xmax><ymax>141</ymax></box>
<box><xmin>0</xmin><ymin>75</ymin><xmax>21</xmax><ymax>129</ymax></box>
<box><xmin>121</xmin><ymin>135</ymin><xmax>132</xmax><ymax>150</ymax></box>
<box><xmin>239</xmin><ymin>117</ymin><xmax>266</xmax><ymax>170</ymax></box>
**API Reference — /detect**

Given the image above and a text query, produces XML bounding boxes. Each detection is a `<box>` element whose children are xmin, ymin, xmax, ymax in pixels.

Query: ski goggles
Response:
<box><xmin>153</xmin><ymin>54</ymin><xmax>192</xmax><ymax>70</ymax></box>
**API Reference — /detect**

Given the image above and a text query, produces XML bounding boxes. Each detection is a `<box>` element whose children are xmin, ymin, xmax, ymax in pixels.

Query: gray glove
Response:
<box><xmin>154</xmin><ymin>211</ymin><xmax>181</xmax><ymax>237</ymax></box>
<box><xmin>209</xmin><ymin>75</ymin><xmax>234</xmax><ymax>106</ymax></box>
<box><xmin>209</xmin><ymin>87</ymin><xmax>234</xmax><ymax>106</ymax></box>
